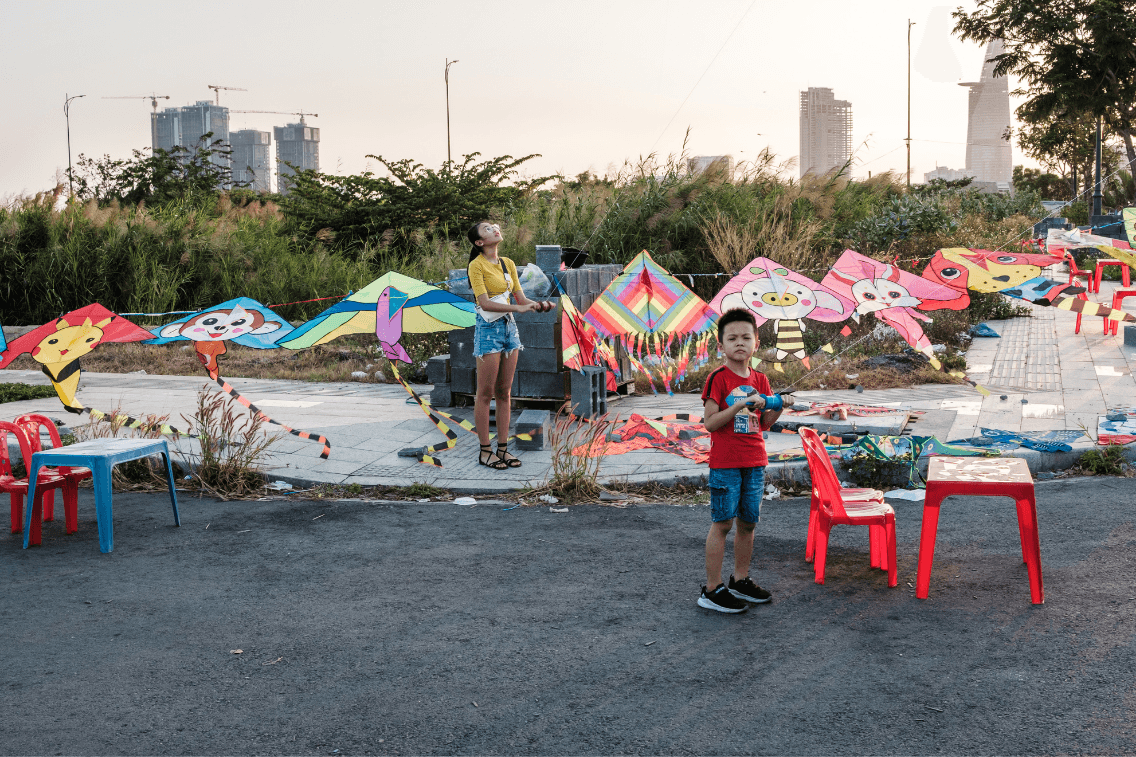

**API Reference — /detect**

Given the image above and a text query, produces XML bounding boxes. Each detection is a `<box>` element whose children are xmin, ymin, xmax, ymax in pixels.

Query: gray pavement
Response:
<box><xmin>3</xmin><ymin>284</ymin><xmax>1136</xmax><ymax>492</ymax></box>
<box><xmin>3</xmin><ymin>481</ymin><xmax>1135</xmax><ymax>754</ymax></box>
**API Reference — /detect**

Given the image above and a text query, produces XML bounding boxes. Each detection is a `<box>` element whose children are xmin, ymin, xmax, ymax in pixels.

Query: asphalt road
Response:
<box><xmin>3</xmin><ymin>477</ymin><xmax>1135</xmax><ymax>756</ymax></box>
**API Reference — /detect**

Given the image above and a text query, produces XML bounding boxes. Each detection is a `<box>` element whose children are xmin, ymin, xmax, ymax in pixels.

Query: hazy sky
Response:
<box><xmin>0</xmin><ymin>0</ymin><xmax>1033</xmax><ymax>198</ymax></box>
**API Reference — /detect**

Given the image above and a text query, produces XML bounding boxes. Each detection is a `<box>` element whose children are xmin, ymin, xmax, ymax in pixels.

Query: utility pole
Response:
<box><xmin>906</xmin><ymin>19</ymin><xmax>915</xmax><ymax>188</ymax></box>
<box><xmin>445</xmin><ymin>58</ymin><xmax>459</xmax><ymax>166</ymax></box>
<box><xmin>64</xmin><ymin>93</ymin><xmax>85</xmax><ymax>198</ymax></box>
<box><xmin>1093</xmin><ymin>115</ymin><xmax>1103</xmax><ymax>218</ymax></box>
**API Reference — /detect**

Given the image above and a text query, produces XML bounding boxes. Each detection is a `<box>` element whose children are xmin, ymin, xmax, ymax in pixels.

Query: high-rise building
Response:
<box><xmin>274</xmin><ymin>122</ymin><xmax>320</xmax><ymax>194</ymax></box>
<box><xmin>959</xmin><ymin>39</ymin><xmax>1012</xmax><ymax>185</ymax></box>
<box><xmin>799</xmin><ymin>87</ymin><xmax>853</xmax><ymax>178</ymax></box>
<box><xmin>231</xmin><ymin>130</ymin><xmax>272</xmax><ymax>192</ymax></box>
<box><xmin>151</xmin><ymin>101</ymin><xmax>231</xmax><ymax>175</ymax></box>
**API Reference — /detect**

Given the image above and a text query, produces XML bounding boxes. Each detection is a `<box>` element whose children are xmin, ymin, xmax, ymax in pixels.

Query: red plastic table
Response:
<box><xmin>916</xmin><ymin>457</ymin><xmax>1044</xmax><ymax>604</ymax></box>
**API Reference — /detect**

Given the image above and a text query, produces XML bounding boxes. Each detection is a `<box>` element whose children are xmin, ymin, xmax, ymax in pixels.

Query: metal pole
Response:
<box><xmin>64</xmin><ymin>93</ymin><xmax>85</xmax><ymax>199</ymax></box>
<box><xmin>445</xmin><ymin>58</ymin><xmax>459</xmax><ymax>166</ymax></box>
<box><xmin>906</xmin><ymin>20</ymin><xmax>915</xmax><ymax>188</ymax></box>
<box><xmin>1093</xmin><ymin>115</ymin><xmax>1103</xmax><ymax>217</ymax></box>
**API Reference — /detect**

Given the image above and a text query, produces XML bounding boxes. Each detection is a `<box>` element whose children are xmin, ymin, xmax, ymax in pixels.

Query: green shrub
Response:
<box><xmin>0</xmin><ymin>383</ymin><xmax>58</xmax><ymax>404</ymax></box>
<box><xmin>1078</xmin><ymin>445</ymin><xmax>1127</xmax><ymax>475</ymax></box>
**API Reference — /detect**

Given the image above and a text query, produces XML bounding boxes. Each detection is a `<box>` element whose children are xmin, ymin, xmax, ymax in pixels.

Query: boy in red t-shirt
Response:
<box><xmin>698</xmin><ymin>308</ymin><xmax>791</xmax><ymax>613</ymax></box>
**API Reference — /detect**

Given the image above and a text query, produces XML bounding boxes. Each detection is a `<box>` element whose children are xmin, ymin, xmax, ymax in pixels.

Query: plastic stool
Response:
<box><xmin>1109</xmin><ymin>288</ymin><xmax>1136</xmax><ymax>335</ymax></box>
<box><xmin>1093</xmin><ymin>259</ymin><xmax>1131</xmax><ymax>294</ymax></box>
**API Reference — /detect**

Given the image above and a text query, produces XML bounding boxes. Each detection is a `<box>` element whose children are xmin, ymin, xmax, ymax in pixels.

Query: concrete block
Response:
<box><xmin>426</xmin><ymin>355</ymin><xmax>451</xmax><ymax>385</ymax></box>
<box><xmin>535</xmin><ymin>245</ymin><xmax>562</xmax><ymax>278</ymax></box>
<box><xmin>430</xmin><ymin>383</ymin><xmax>453</xmax><ymax>408</ymax></box>
<box><xmin>515</xmin><ymin>409</ymin><xmax>550</xmax><ymax>451</ymax></box>
<box><xmin>517</xmin><ymin>319</ymin><xmax>557</xmax><ymax>346</ymax></box>
<box><xmin>518</xmin><ymin>370</ymin><xmax>567</xmax><ymax>398</ymax></box>
<box><xmin>517</xmin><ymin>347</ymin><xmax>561</xmax><ymax>373</ymax></box>
<box><xmin>448</xmin><ymin>329</ymin><xmax>476</xmax><ymax>368</ymax></box>
<box><xmin>452</xmin><ymin>367</ymin><xmax>477</xmax><ymax>394</ymax></box>
<box><xmin>1126</xmin><ymin>324</ymin><xmax>1136</xmax><ymax>347</ymax></box>
<box><xmin>570</xmin><ymin>366</ymin><xmax>607</xmax><ymax>418</ymax></box>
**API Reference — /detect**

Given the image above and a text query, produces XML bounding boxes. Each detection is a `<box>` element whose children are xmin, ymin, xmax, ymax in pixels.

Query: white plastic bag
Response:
<box><xmin>517</xmin><ymin>263</ymin><xmax>551</xmax><ymax>298</ymax></box>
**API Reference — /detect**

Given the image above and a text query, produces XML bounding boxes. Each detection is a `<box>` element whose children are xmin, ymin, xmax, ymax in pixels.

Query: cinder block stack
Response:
<box><xmin>441</xmin><ymin>245</ymin><xmax>630</xmax><ymax>400</ymax></box>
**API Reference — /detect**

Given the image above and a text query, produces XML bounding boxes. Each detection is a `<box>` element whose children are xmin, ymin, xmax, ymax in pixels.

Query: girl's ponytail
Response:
<box><xmin>467</xmin><ymin>222</ymin><xmax>485</xmax><ymax>263</ymax></box>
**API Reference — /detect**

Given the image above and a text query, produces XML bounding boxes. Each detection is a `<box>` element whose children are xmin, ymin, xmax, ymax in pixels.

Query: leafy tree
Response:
<box><xmin>69</xmin><ymin>134</ymin><xmax>242</xmax><ymax>206</ymax></box>
<box><xmin>954</xmin><ymin>0</ymin><xmax>1136</xmax><ymax>177</ymax></box>
<box><xmin>277</xmin><ymin>152</ymin><xmax>557</xmax><ymax>250</ymax></box>
<box><xmin>1013</xmin><ymin>165</ymin><xmax>1071</xmax><ymax>199</ymax></box>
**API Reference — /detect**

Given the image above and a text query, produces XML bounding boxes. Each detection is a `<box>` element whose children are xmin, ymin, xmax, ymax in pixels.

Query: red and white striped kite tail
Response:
<box><xmin>213</xmin><ymin>377</ymin><xmax>331</xmax><ymax>459</ymax></box>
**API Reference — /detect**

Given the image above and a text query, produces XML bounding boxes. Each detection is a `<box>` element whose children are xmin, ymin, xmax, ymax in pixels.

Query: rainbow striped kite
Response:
<box><xmin>582</xmin><ymin>250</ymin><xmax>717</xmax><ymax>393</ymax></box>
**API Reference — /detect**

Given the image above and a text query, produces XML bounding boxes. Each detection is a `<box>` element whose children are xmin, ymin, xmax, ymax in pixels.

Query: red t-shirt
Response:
<box><xmin>701</xmin><ymin>366</ymin><xmax>773</xmax><ymax>469</ymax></box>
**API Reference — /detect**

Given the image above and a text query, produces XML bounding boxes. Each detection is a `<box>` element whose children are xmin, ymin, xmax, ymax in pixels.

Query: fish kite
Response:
<box><xmin>710</xmin><ymin>256</ymin><xmax>848</xmax><ymax>368</ymax></box>
<box><xmin>918</xmin><ymin>248</ymin><xmax>1071</xmax><ymax>310</ymax></box>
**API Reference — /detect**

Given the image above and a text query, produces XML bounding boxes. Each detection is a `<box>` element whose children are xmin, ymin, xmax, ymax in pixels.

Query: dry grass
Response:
<box><xmin>76</xmin><ymin>406</ymin><xmax>184</xmax><ymax>491</ymax></box>
<box><xmin>177</xmin><ymin>388</ymin><xmax>281</xmax><ymax>500</ymax></box>
<box><xmin>523</xmin><ymin>407</ymin><xmax>616</xmax><ymax>504</ymax></box>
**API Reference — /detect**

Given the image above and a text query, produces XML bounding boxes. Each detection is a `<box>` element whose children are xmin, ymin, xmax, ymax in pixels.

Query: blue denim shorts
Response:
<box><xmin>709</xmin><ymin>466</ymin><xmax>765</xmax><ymax>524</ymax></box>
<box><xmin>474</xmin><ymin>314</ymin><xmax>523</xmax><ymax>358</ymax></box>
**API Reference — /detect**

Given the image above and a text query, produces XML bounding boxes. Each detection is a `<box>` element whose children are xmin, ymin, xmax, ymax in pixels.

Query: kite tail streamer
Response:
<box><xmin>214</xmin><ymin>377</ymin><xmax>331</xmax><ymax>459</ymax></box>
<box><xmin>81</xmin><ymin>406</ymin><xmax>191</xmax><ymax>438</ymax></box>
<box><xmin>388</xmin><ymin>362</ymin><xmax>529</xmax><ymax>467</ymax></box>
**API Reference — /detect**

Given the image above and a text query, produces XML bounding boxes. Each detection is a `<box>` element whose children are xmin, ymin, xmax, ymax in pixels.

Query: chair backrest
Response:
<box><xmin>14</xmin><ymin>414</ymin><xmax>62</xmax><ymax>453</ymax></box>
<box><xmin>799</xmin><ymin>427</ymin><xmax>849</xmax><ymax>520</ymax></box>
<box><xmin>0</xmin><ymin>421</ymin><xmax>34</xmax><ymax>479</ymax></box>
<box><xmin>1064</xmin><ymin>251</ymin><xmax>1085</xmax><ymax>274</ymax></box>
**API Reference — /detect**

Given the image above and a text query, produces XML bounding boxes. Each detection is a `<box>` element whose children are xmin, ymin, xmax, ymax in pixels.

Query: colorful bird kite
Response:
<box><xmin>146</xmin><ymin>298</ymin><xmax>330</xmax><ymax>458</ymax></box>
<box><xmin>583</xmin><ymin>250</ymin><xmax>717</xmax><ymax>393</ymax></box>
<box><xmin>0</xmin><ymin>304</ymin><xmax>153</xmax><ymax>414</ymax></box>
<box><xmin>280</xmin><ymin>271</ymin><xmax>475</xmax><ymax>358</ymax></box>
<box><xmin>821</xmin><ymin>250</ymin><xmax>959</xmax><ymax>359</ymax></box>
<box><xmin>280</xmin><ymin>272</ymin><xmax>478</xmax><ymax>466</ymax></box>
<box><xmin>709</xmin><ymin>256</ymin><xmax>848</xmax><ymax>368</ymax></box>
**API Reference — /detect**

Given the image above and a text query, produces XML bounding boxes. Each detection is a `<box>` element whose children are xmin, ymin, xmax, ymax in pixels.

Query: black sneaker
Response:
<box><xmin>728</xmin><ymin>575</ymin><xmax>772</xmax><ymax>604</ymax></box>
<box><xmin>698</xmin><ymin>584</ymin><xmax>748</xmax><ymax>613</ymax></box>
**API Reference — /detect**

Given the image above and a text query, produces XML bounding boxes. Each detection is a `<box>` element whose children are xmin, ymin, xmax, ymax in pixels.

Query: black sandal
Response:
<box><xmin>479</xmin><ymin>443</ymin><xmax>508</xmax><ymax>470</ymax></box>
<box><xmin>496</xmin><ymin>443</ymin><xmax>522</xmax><ymax>468</ymax></box>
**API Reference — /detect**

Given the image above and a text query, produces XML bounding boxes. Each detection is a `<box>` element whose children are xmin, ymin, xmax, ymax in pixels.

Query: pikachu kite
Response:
<box><xmin>0</xmin><ymin>304</ymin><xmax>152</xmax><ymax>412</ymax></box>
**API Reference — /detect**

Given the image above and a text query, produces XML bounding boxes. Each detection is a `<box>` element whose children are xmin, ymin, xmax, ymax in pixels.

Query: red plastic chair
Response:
<box><xmin>0</xmin><ymin>421</ymin><xmax>70</xmax><ymax>537</ymax></box>
<box><xmin>1073</xmin><ymin>290</ymin><xmax>1089</xmax><ymax>335</ymax></box>
<box><xmin>1108</xmin><ymin>289</ymin><xmax>1136</xmax><ymax>335</ymax></box>
<box><xmin>14</xmin><ymin>414</ymin><xmax>90</xmax><ymax>524</ymax></box>
<box><xmin>800</xmin><ymin>428</ymin><xmax>898</xmax><ymax>587</ymax></box>
<box><xmin>1064</xmin><ymin>251</ymin><xmax>1093</xmax><ymax>291</ymax></box>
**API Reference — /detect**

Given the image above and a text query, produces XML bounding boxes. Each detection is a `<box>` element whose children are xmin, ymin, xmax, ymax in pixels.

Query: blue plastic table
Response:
<box><xmin>23</xmin><ymin>438</ymin><xmax>180</xmax><ymax>553</ymax></box>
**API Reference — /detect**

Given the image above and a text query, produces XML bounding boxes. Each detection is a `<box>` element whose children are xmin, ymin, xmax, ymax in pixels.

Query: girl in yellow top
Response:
<box><xmin>466</xmin><ymin>221</ymin><xmax>552</xmax><ymax>469</ymax></box>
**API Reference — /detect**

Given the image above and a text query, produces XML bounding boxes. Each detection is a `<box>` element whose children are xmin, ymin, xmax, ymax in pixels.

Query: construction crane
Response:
<box><xmin>231</xmin><ymin>110</ymin><xmax>318</xmax><ymax>124</ymax></box>
<box><xmin>103</xmin><ymin>93</ymin><xmax>171</xmax><ymax>149</ymax></box>
<box><xmin>207</xmin><ymin>84</ymin><xmax>246</xmax><ymax>105</ymax></box>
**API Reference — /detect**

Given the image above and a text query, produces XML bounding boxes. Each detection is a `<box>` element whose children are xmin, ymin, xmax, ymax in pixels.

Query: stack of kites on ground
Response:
<box><xmin>4</xmin><ymin>216</ymin><xmax>1136</xmax><ymax>465</ymax></box>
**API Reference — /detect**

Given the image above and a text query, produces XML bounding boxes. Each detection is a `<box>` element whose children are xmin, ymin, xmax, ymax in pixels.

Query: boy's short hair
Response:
<box><xmin>717</xmin><ymin>308</ymin><xmax>758</xmax><ymax>340</ymax></box>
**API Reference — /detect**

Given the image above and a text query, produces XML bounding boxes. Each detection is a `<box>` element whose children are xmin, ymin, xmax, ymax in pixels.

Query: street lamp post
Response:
<box><xmin>64</xmin><ymin>93</ymin><xmax>85</xmax><ymax>198</ymax></box>
<box><xmin>445</xmin><ymin>58</ymin><xmax>459</xmax><ymax>166</ymax></box>
<box><xmin>1093</xmin><ymin>115</ymin><xmax>1103</xmax><ymax>218</ymax></box>
<box><xmin>906</xmin><ymin>19</ymin><xmax>915</xmax><ymax>188</ymax></box>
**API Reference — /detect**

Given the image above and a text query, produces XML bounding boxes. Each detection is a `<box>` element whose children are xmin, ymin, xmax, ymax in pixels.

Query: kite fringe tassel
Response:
<box><xmin>215</xmin><ymin>377</ymin><xmax>331</xmax><ymax>459</ymax></box>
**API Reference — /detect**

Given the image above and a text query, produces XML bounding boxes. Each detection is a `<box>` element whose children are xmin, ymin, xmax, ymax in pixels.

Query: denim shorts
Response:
<box><xmin>473</xmin><ymin>314</ymin><xmax>523</xmax><ymax>358</ymax></box>
<box><xmin>709</xmin><ymin>466</ymin><xmax>765</xmax><ymax>524</ymax></box>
